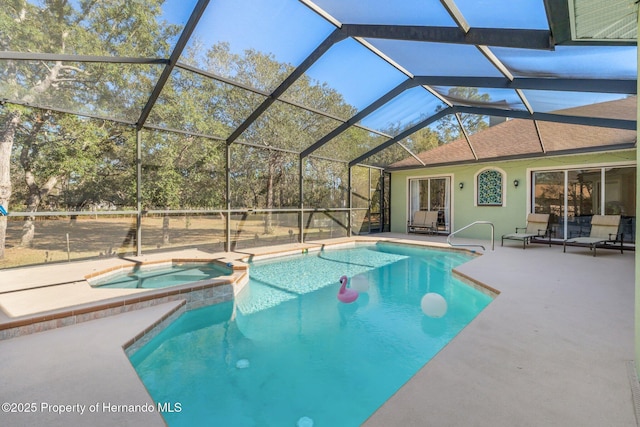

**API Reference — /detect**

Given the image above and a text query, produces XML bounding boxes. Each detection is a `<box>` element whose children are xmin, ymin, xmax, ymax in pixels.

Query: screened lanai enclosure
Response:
<box><xmin>0</xmin><ymin>0</ymin><xmax>636</xmax><ymax>268</ymax></box>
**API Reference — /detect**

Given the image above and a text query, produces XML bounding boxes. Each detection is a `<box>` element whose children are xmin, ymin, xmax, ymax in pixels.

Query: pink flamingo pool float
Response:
<box><xmin>337</xmin><ymin>275</ymin><xmax>359</xmax><ymax>303</ymax></box>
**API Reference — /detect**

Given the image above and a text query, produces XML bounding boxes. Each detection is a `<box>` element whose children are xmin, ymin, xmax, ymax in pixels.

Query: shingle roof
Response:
<box><xmin>388</xmin><ymin>96</ymin><xmax>637</xmax><ymax>170</ymax></box>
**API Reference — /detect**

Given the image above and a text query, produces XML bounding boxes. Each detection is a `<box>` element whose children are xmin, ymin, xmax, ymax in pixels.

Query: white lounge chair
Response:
<box><xmin>501</xmin><ymin>213</ymin><xmax>550</xmax><ymax>249</ymax></box>
<box><xmin>563</xmin><ymin>215</ymin><xmax>622</xmax><ymax>257</ymax></box>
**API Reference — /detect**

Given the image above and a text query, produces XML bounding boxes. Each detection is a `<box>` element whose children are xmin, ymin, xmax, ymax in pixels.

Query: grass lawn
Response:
<box><xmin>0</xmin><ymin>213</ymin><xmax>350</xmax><ymax>269</ymax></box>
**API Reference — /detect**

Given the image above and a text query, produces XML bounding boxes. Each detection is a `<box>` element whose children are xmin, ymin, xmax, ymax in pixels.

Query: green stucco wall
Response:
<box><xmin>390</xmin><ymin>150</ymin><xmax>636</xmax><ymax>240</ymax></box>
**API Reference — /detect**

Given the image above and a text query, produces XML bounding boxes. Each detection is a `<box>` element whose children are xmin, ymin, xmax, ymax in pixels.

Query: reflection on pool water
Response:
<box><xmin>130</xmin><ymin>243</ymin><xmax>493</xmax><ymax>426</ymax></box>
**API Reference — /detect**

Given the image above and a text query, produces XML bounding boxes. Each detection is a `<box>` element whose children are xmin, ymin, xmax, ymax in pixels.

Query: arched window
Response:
<box><xmin>477</xmin><ymin>169</ymin><xmax>504</xmax><ymax>206</ymax></box>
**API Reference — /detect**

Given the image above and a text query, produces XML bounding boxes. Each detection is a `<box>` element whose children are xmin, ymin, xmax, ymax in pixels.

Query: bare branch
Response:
<box><xmin>58</xmin><ymin>64</ymin><xmax>87</xmax><ymax>74</ymax></box>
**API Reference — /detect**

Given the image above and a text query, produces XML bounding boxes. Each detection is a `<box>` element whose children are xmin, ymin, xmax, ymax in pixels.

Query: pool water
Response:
<box><xmin>92</xmin><ymin>263</ymin><xmax>230</xmax><ymax>289</ymax></box>
<box><xmin>130</xmin><ymin>243</ymin><xmax>493</xmax><ymax>426</ymax></box>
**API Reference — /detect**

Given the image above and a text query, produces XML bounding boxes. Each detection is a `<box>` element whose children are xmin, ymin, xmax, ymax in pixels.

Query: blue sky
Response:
<box><xmin>455</xmin><ymin>0</ymin><xmax>549</xmax><ymax>29</ymax></box>
<box><xmin>159</xmin><ymin>0</ymin><xmax>635</xmax><ymax>116</ymax></box>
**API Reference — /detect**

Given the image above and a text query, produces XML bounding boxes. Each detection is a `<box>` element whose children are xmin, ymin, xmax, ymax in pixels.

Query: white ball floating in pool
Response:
<box><xmin>297</xmin><ymin>416</ymin><xmax>313</xmax><ymax>427</ymax></box>
<box><xmin>421</xmin><ymin>293</ymin><xmax>448</xmax><ymax>318</ymax></box>
<box><xmin>235</xmin><ymin>359</ymin><xmax>250</xmax><ymax>369</ymax></box>
<box><xmin>350</xmin><ymin>274</ymin><xmax>369</xmax><ymax>292</ymax></box>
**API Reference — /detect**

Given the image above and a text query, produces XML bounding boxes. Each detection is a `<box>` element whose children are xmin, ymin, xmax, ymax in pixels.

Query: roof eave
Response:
<box><xmin>385</xmin><ymin>142</ymin><xmax>637</xmax><ymax>172</ymax></box>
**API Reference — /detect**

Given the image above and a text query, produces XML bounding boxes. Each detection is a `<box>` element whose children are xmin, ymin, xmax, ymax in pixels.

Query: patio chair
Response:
<box><xmin>563</xmin><ymin>215</ymin><xmax>623</xmax><ymax>257</ymax></box>
<box><xmin>408</xmin><ymin>210</ymin><xmax>438</xmax><ymax>234</ymax></box>
<box><xmin>501</xmin><ymin>213</ymin><xmax>550</xmax><ymax>249</ymax></box>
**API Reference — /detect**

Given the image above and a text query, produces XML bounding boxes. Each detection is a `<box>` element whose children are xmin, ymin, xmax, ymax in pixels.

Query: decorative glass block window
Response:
<box><xmin>477</xmin><ymin>169</ymin><xmax>503</xmax><ymax>206</ymax></box>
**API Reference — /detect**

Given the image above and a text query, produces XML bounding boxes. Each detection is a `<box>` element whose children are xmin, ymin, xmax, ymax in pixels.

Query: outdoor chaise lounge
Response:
<box><xmin>563</xmin><ymin>214</ymin><xmax>623</xmax><ymax>257</ymax></box>
<box><xmin>408</xmin><ymin>210</ymin><xmax>438</xmax><ymax>234</ymax></box>
<box><xmin>501</xmin><ymin>213</ymin><xmax>550</xmax><ymax>249</ymax></box>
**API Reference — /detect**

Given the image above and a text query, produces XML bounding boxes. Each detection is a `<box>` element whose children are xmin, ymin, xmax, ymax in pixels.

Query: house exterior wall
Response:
<box><xmin>390</xmin><ymin>150</ymin><xmax>636</xmax><ymax>240</ymax></box>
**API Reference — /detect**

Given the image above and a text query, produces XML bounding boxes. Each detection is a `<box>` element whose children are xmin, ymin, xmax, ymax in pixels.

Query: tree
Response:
<box><xmin>7</xmin><ymin>108</ymin><xmax>135</xmax><ymax>247</ymax></box>
<box><xmin>353</xmin><ymin>87</ymin><xmax>491</xmax><ymax>167</ymax></box>
<box><xmin>0</xmin><ymin>2</ymin><xmax>472</xmax><ymax>261</ymax></box>
<box><xmin>363</xmin><ymin>123</ymin><xmax>443</xmax><ymax>168</ymax></box>
<box><xmin>141</xmin><ymin>131</ymin><xmax>225</xmax><ymax>245</ymax></box>
<box><xmin>435</xmin><ymin>87</ymin><xmax>490</xmax><ymax>142</ymax></box>
<box><xmin>0</xmin><ymin>0</ymin><xmax>179</xmax><ymax>257</ymax></box>
<box><xmin>408</xmin><ymin>126</ymin><xmax>442</xmax><ymax>153</ymax></box>
<box><xmin>203</xmin><ymin>44</ymin><xmax>357</xmax><ymax>230</ymax></box>
<box><xmin>0</xmin><ymin>107</ymin><xmax>20</xmax><ymax>258</ymax></box>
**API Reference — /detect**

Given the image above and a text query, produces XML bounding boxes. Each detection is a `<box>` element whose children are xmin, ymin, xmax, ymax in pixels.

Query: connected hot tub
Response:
<box><xmin>88</xmin><ymin>260</ymin><xmax>233</xmax><ymax>289</ymax></box>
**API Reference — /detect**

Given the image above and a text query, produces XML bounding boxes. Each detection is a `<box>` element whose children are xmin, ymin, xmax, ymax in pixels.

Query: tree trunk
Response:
<box><xmin>18</xmin><ymin>115</ymin><xmax>53</xmax><ymax>248</ymax></box>
<box><xmin>20</xmin><ymin>173</ymin><xmax>58</xmax><ymax>247</ymax></box>
<box><xmin>0</xmin><ymin>111</ymin><xmax>21</xmax><ymax>259</ymax></box>
<box><xmin>20</xmin><ymin>218</ymin><xmax>35</xmax><ymax>248</ymax></box>
<box><xmin>162</xmin><ymin>212</ymin><xmax>170</xmax><ymax>246</ymax></box>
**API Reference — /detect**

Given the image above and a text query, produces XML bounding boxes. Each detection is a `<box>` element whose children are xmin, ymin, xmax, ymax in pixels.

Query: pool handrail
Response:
<box><xmin>447</xmin><ymin>221</ymin><xmax>494</xmax><ymax>251</ymax></box>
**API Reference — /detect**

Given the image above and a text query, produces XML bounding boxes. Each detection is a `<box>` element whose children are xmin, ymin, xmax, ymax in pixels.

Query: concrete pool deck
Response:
<box><xmin>0</xmin><ymin>233</ymin><xmax>636</xmax><ymax>426</ymax></box>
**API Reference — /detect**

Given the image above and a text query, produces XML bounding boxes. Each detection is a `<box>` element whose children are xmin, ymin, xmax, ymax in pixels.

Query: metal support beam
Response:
<box><xmin>516</xmin><ymin>89</ymin><xmax>534</xmax><ymax>114</ymax></box>
<box><xmin>0</xmin><ymin>51</ymin><xmax>169</xmax><ymax>64</ymax></box>
<box><xmin>387</xmin><ymin>142</ymin><xmax>636</xmax><ymax>171</ymax></box>
<box><xmin>455</xmin><ymin>112</ymin><xmax>478</xmax><ymax>160</ymax></box>
<box><xmin>135</xmin><ymin>129</ymin><xmax>142</xmax><ymax>257</ymax></box>
<box><xmin>142</xmin><ymin>124</ymin><xmax>226</xmax><ymax>142</ymax></box>
<box><xmin>533</xmin><ymin>120</ymin><xmax>547</xmax><ymax>153</ymax></box>
<box><xmin>0</xmin><ymin>99</ymin><xmax>137</xmax><ymax>126</ymax></box>
<box><xmin>225</xmin><ymin>143</ymin><xmax>231</xmax><ymax>252</ymax></box>
<box><xmin>476</xmin><ymin>45</ymin><xmax>514</xmax><ymax>80</ymax></box>
<box><xmin>178</xmin><ymin>61</ymin><xmax>368</xmax><ymax>124</ymax></box>
<box><xmin>396</xmin><ymin>141</ymin><xmax>426</xmax><ymax>166</ymax></box>
<box><xmin>226</xmin><ymin>29</ymin><xmax>347</xmax><ymax>145</ymax></box>
<box><xmin>453</xmin><ymin>105</ymin><xmax>637</xmax><ymax>130</ymax></box>
<box><xmin>299</xmin><ymin>157</ymin><xmax>304</xmax><ymax>244</ymax></box>
<box><xmin>347</xmin><ymin>166</ymin><xmax>352</xmax><ymax>237</ymax></box>
<box><xmin>177</xmin><ymin>62</ymin><xmax>637</xmax><ymax>99</ymax></box>
<box><xmin>341</xmin><ymin>24</ymin><xmax>553</xmax><ymax>50</ymax></box>
<box><xmin>301</xmin><ymin>79</ymin><xmax>418</xmax><ymax>158</ymax></box>
<box><xmin>439</xmin><ymin>0</ymin><xmax>470</xmax><ymax>33</ymax></box>
<box><xmin>413</xmin><ymin>76</ymin><xmax>637</xmax><ymax>94</ymax></box>
<box><xmin>367</xmin><ymin>167</ymin><xmax>372</xmax><ymax>234</ymax></box>
<box><xmin>136</xmin><ymin>0</ymin><xmax>210</xmax><ymax>130</ymax></box>
<box><xmin>350</xmin><ymin>101</ymin><xmax>636</xmax><ymax>167</ymax></box>
<box><xmin>349</xmin><ymin>108</ymin><xmax>452</xmax><ymax>167</ymax></box>
<box><xmin>176</xmin><ymin>62</ymin><xmax>270</xmax><ymax>96</ymax></box>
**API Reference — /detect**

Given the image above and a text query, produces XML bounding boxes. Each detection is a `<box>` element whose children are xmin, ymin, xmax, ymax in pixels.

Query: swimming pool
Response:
<box><xmin>129</xmin><ymin>243</ymin><xmax>493</xmax><ymax>426</ymax></box>
<box><xmin>90</xmin><ymin>262</ymin><xmax>231</xmax><ymax>289</ymax></box>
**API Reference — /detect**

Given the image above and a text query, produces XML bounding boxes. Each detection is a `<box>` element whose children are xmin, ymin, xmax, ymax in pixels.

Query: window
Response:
<box><xmin>477</xmin><ymin>169</ymin><xmax>504</xmax><ymax>206</ymax></box>
<box><xmin>532</xmin><ymin>166</ymin><xmax>636</xmax><ymax>241</ymax></box>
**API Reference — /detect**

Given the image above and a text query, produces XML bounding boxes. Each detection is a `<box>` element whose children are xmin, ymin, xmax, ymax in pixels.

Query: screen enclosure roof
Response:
<box><xmin>0</xmin><ymin>0</ymin><xmax>637</xmax><ymax>169</ymax></box>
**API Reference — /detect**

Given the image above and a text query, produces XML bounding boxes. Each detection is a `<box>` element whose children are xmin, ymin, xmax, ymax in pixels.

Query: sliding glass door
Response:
<box><xmin>409</xmin><ymin>177</ymin><xmax>451</xmax><ymax>234</ymax></box>
<box><xmin>532</xmin><ymin>166</ymin><xmax>635</xmax><ymax>241</ymax></box>
<box><xmin>605</xmin><ymin>167</ymin><xmax>636</xmax><ymax>241</ymax></box>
